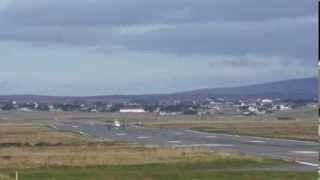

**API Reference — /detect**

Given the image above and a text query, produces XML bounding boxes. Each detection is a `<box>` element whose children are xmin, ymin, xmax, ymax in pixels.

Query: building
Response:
<box><xmin>120</xmin><ymin>108</ymin><xmax>146</xmax><ymax>113</ymax></box>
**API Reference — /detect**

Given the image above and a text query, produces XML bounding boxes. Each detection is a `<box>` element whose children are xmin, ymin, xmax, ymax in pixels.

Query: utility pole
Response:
<box><xmin>15</xmin><ymin>171</ymin><xmax>18</xmax><ymax>180</ymax></box>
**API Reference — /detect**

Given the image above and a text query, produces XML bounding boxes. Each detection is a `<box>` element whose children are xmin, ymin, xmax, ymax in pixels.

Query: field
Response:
<box><xmin>0</xmin><ymin>123</ymin><xmax>255</xmax><ymax>168</ymax></box>
<box><xmin>2</xmin><ymin>163</ymin><xmax>317</xmax><ymax>180</ymax></box>
<box><xmin>0</xmin><ymin>108</ymin><xmax>316</xmax><ymax>142</ymax></box>
<box><xmin>140</xmin><ymin>108</ymin><xmax>318</xmax><ymax>141</ymax></box>
<box><xmin>0</xmin><ymin>110</ymin><xmax>317</xmax><ymax>179</ymax></box>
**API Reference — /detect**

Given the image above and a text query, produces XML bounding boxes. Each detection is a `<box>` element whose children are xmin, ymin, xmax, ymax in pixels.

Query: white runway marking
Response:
<box><xmin>296</xmin><ymin>161</ymin><xmax>318</xmax><ymax>167</ymax></box>
<box><xmin>185</xmin><ymin>130</ymin><xmax>208</xmax><ymax>135</ymax></box>
<box><xmin>174</xmin><ymin>144</ymin><xmax>233</xmax><ymax>148</ymax></box>
<box><xmin>79</xmin><ymin>131</ymin><xmax>89</xmax><ymax>136</ymax></box>
<box><xmin>248</xmin><ymin>140</ymin><xmax>265</xmax><ymax>143</ymax></box>
<box><xmin>116</xmin><ymin>133</ymin><xmax>126</xmax><ymax>136</ymax></box>
<box><xmin>136</xmin><ymin>136</ymin><xmax>150</xmax><ymax>139</ymax></box>
<box><xmin>48</xmin><ymin>124</ymin><xmax>57</xmax><ymax>129</ymax></box>
<box><xmin>168</xmin><ymin>140</ymin><xmax>182</xmax><ymax>144</ymax></box>
<box><xmin>290</xmin><ymin>151</ymin><xmax>318</xmax><ymax>154</ymax></box>
<box><xmin>72</xmin><ymin>125</ymin><xmax>78</xmax><ymax>128</ymax></box>
<box><xmin>205</xmin><ymin>136</ymin><xmax>217</xmax><ymax>138</ymax></box>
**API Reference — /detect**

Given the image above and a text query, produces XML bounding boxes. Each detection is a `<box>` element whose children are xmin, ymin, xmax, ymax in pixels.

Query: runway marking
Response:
<box><xmin>116</xmin><ymin>133</ymin><xmax>126</xmax><ymax>136</ymax></box>
<box><xmin>296</xmin><ymin>161</ymin><xmax>318</xmax><ymax>167</ymax></box>
<box><xmin>220</xmin><ymin>134</ymin><xmax>241</xmax><ymax>137</ymax></box>
<box><xmin>290</xmin><ymin>151</ymin><xmax>318</xmax><ymax>154</ymax></box>
<box><xmin>185</xmin><ymin>130</ymin><xmax>208</xmax><ymax>135</ymax></box>
<box><xmin>205</xmin><ymin>136</ymin><xmax>217</xmax><ymax>138</ymax></box>
<box><xmin>71</xmin><ymin>125</ymin><xmax>78</xmax><ymax>128</ymax></box>
<box><xmin>48</xmin><ymin>124</ymin><xmax>57</xmax><ymax>129</ymax></box>
<box><xmin>79</xmin><ymin>131</ymin><xmax>90</xmax><ymax>136</ymax></box>
<box><xmin>185</xmin><ymin>130</ymin><xmax>317</xmax><ymax>144</ymax></box>
<box><xmin>136</xmin><ymin>136</ymin><xmax>150</xmax><ymax>139</ymax></box>
<box><xmin>248</xmin><ymin>140</ymin><xmax>265</xmax><ymax>143</ymax></box>
<box><xmin>168</xmin><ymin>140</ymin><xmax>182</xmax><ymax>144</ymax></box>
<box><xmin>174</xmin><ymin>144</ymin><xmax>233</xmax><ymax>148</ymax></box>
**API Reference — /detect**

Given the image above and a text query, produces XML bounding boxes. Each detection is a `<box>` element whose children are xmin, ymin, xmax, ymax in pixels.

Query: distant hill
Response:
<box><xmin>179</xmin><ymin>77</ymin><xmax>317</xmax><ymax>99</ymax></box>
<box><xmin>0</xmin><ymin>77</ymin><xmax>316</xmax><ymax>103</ymax></box>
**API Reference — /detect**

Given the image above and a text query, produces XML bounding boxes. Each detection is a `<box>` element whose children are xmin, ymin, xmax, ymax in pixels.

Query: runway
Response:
<box><xmin>53</xmin><ymin>120</ymin><xmax>318</xmax><ymax>169</ymax></box>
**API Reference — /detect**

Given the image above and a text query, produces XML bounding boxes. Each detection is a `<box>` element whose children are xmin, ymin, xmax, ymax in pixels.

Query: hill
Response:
<box><xmin>0</xmin><ymin>77</ymin><xmax>316</xmax><ymax>103</ymax></box>
<box><xmin>180</xmin><ymin>77</ymin><xmax>317</xmax><ymax>99</ymax></box>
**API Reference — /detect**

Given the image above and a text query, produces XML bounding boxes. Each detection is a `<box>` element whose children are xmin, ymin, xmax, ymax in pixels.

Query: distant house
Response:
<box><xmin>18</xmin><ymin>107</ymin><xmax>32</xmax><ymax>112</ymax></box>
<box><xmin>261</xmin><ymin>99</ymin><xmax>273</xmax><ymax>104</ymax></box>
<box><xmin>279</xmin><ymin>105</ymin><xmax>291</xmax><ymax>111</ymax></box>
<box><xmin>120</xmin><ymin>108</ymin><xmax>146</xmax><ymax>113</ymax></box>
<box><xmin>159</xmin><ymin>111</ymin><xmax>181</xmax><ymax>116</ymax></box>
<box><xmin>248</xmin><ymin>106</ymin><xmax>259</xmax><ymax>113</ymax></box>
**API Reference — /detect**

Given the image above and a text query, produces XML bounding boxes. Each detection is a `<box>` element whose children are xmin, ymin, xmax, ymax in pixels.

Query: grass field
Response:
<box><xmin>0</xmin><ymin>122</ymin><xmax>283</xmax><ymax>169</ymax></box>
<box><xmin>142</xmin><ymin>108</ymin><xmax>317</xmax><ymax>141</ymax></box>
<box><xmin>1</xmin><ymin>123</ymin><xmax>264</xmax><ymax>169</ymax></box>
<box><xmin>0</xmin><ymin>123</ymin><xmax>90</xmax><ymax>145</ymax></box>
<box><xmin>0</xmin><ymin>108</ymin><xmax>316</xmax><ymax>141</ymax></box>
<box><xmin>144</xmin><ymin>120</ymin><xmax>317</xmax><ymax>141</ymax></box>
<box><xmin>1</xmin><ymin>162</ymin><xmax>317</xmax><ymax>180</ymax></box>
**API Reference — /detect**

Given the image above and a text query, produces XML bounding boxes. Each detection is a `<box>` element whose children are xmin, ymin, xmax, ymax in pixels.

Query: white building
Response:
<box><xmin>120</xmin><ymin>108</ymin><xmax>146</xmax><ymax>113</ymax></box>
<box><xmin>279</xmin><ymin>105</ymin><xmax>291</xmax><ymax>110</ymax></box>
<box><xmin>261</xmin><ymin>99</ymin><xmax>273</xmax><ymax>104</ymax></box>
<box><xmin>18</xmin><ymin>107</ymin><xmax>32</xmax><ymax>112</ymax></box>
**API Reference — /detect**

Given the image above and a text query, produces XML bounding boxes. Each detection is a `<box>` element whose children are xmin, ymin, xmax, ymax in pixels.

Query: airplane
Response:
<box><xmin>105</xmin><ymin>120</ymin><xmax>125</xmax><ymax>130</ymax></box>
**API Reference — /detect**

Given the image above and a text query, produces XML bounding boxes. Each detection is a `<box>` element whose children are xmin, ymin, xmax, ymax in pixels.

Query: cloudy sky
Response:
<box><xmin>0</xmin><ymin>0</ymin><xmax>317</xmax><ymax>96</ymax></box>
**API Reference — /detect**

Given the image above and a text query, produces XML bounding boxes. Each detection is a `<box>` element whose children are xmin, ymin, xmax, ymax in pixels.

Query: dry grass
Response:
<box><xmin>0</xmin><ymin>123</ymin><xmax>88</xmax><ymax>145</ymax></box>
<box><xmin>144</xmin><ymin>120</ymin><xmax>317</xmax><ymax>141</ymax></box>
<box><xmin>196</xmin><ymin>121</ymin><xmax>316</xmax><ymax>141</ymax></box>
<box><xmin>0</xmin><ymin>173</ymin><xmax>13</xmax><ymax>180</ymax></box>
<box><xmin>0</xmin><ymin>122</ymin><xmax>261</xmax><ymax>169</ymax></box>
<box><xmin>0</xmin><ymin>108</ymin><xmax>316</xmax><ymax>141</ymax></box>
<box><xmin>0</xmin><ymin>142</ymin><xmax>259</xmax><ymax>169</ymax></box>
<box><xmin>142</xmin><ymin>108</ymin><xmax>317</xmax><ymax>141</ymax></box>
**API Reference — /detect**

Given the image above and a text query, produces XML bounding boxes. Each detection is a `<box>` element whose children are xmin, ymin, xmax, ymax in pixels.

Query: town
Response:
<box><xmin>0</xmin><ymin>97</ymin><xmax>316</xmax><ymax>116</ymax></box>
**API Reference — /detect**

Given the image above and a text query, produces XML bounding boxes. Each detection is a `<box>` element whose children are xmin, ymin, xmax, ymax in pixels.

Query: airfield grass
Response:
<box><xmin>1</xmin><ymin>163</ymin><xmax>317</xmax><ymax>180</ymax></box>
<box><xmin>0</xmin><ymin>123</ymin><xmax>90</xmax><ymax>145</ymax></box>
<box><xmin>146</xmin><ymin>120</ymin><xmax>317</xmax><ymax>141</ymax></box>
<box><xmin>0</xmin><ymin>122</ymin><xmax>282</xmax><ymax>169</ymax></box>
<box><xmin>142</xmin><ymin>108</ymin><xmax>318</xmax><ymax>141</ymax></box>
<box><xmin>0</xmin><ymin>108</ymin><xmax>317</xmax><ymax>141</ymax></box>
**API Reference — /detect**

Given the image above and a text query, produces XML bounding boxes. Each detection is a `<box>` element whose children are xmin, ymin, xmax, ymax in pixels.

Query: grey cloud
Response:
<box><xmin>207</xmin><ymin>54</ymin><xmax>308</xmax><ymax>69</ymax></box>
<box><xmin>119</xmin><ymin>18</ymin><xmax>316</xmax><ymax>64</ymax></box>
<box><xmin>0</xmin><ymin>0</ymin><xmax>316</xmax><ymax>68</ymax></box>
<box><xmin>0</xmin><ymin>0</ymin><xmax>315</xmax><ymax>26</ymax></box>
<box><xmin>0</xmin><ymin>16</ymin><xmax>315</xmax><ymax>61</ymax></box>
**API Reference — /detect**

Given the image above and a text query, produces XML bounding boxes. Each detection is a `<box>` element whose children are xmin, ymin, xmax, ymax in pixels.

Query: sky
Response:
<box><xmin>0</xmin><ymin>0</ymin><xmax>317</xmax><ymax>96</ymax></box>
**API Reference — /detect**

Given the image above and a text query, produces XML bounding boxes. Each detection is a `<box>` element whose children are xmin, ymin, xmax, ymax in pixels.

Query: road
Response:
<box><xmin>53</xmin><ymin>120</ymin><xmax>318</xmax><ymax>169</ymax></box>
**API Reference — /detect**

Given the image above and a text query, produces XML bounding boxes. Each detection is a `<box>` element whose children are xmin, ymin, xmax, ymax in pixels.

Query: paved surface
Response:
<box><xmin>52</xmin><ymin>120</ymin><xmax>318</xmax><ymax>170</ymax></box>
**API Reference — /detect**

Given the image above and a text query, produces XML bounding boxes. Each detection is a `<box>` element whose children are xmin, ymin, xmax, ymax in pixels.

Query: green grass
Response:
<box><xmin>2</xmin><ymin>160</ymin><xmax>317</xmax><ymax>180</ymax></box>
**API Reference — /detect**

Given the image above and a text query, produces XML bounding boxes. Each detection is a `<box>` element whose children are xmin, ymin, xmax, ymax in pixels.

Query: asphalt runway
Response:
<box><xmin>52</xmin><ymin>120</ymin><xmax>318</xmax><ymax>169</ymax></box>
